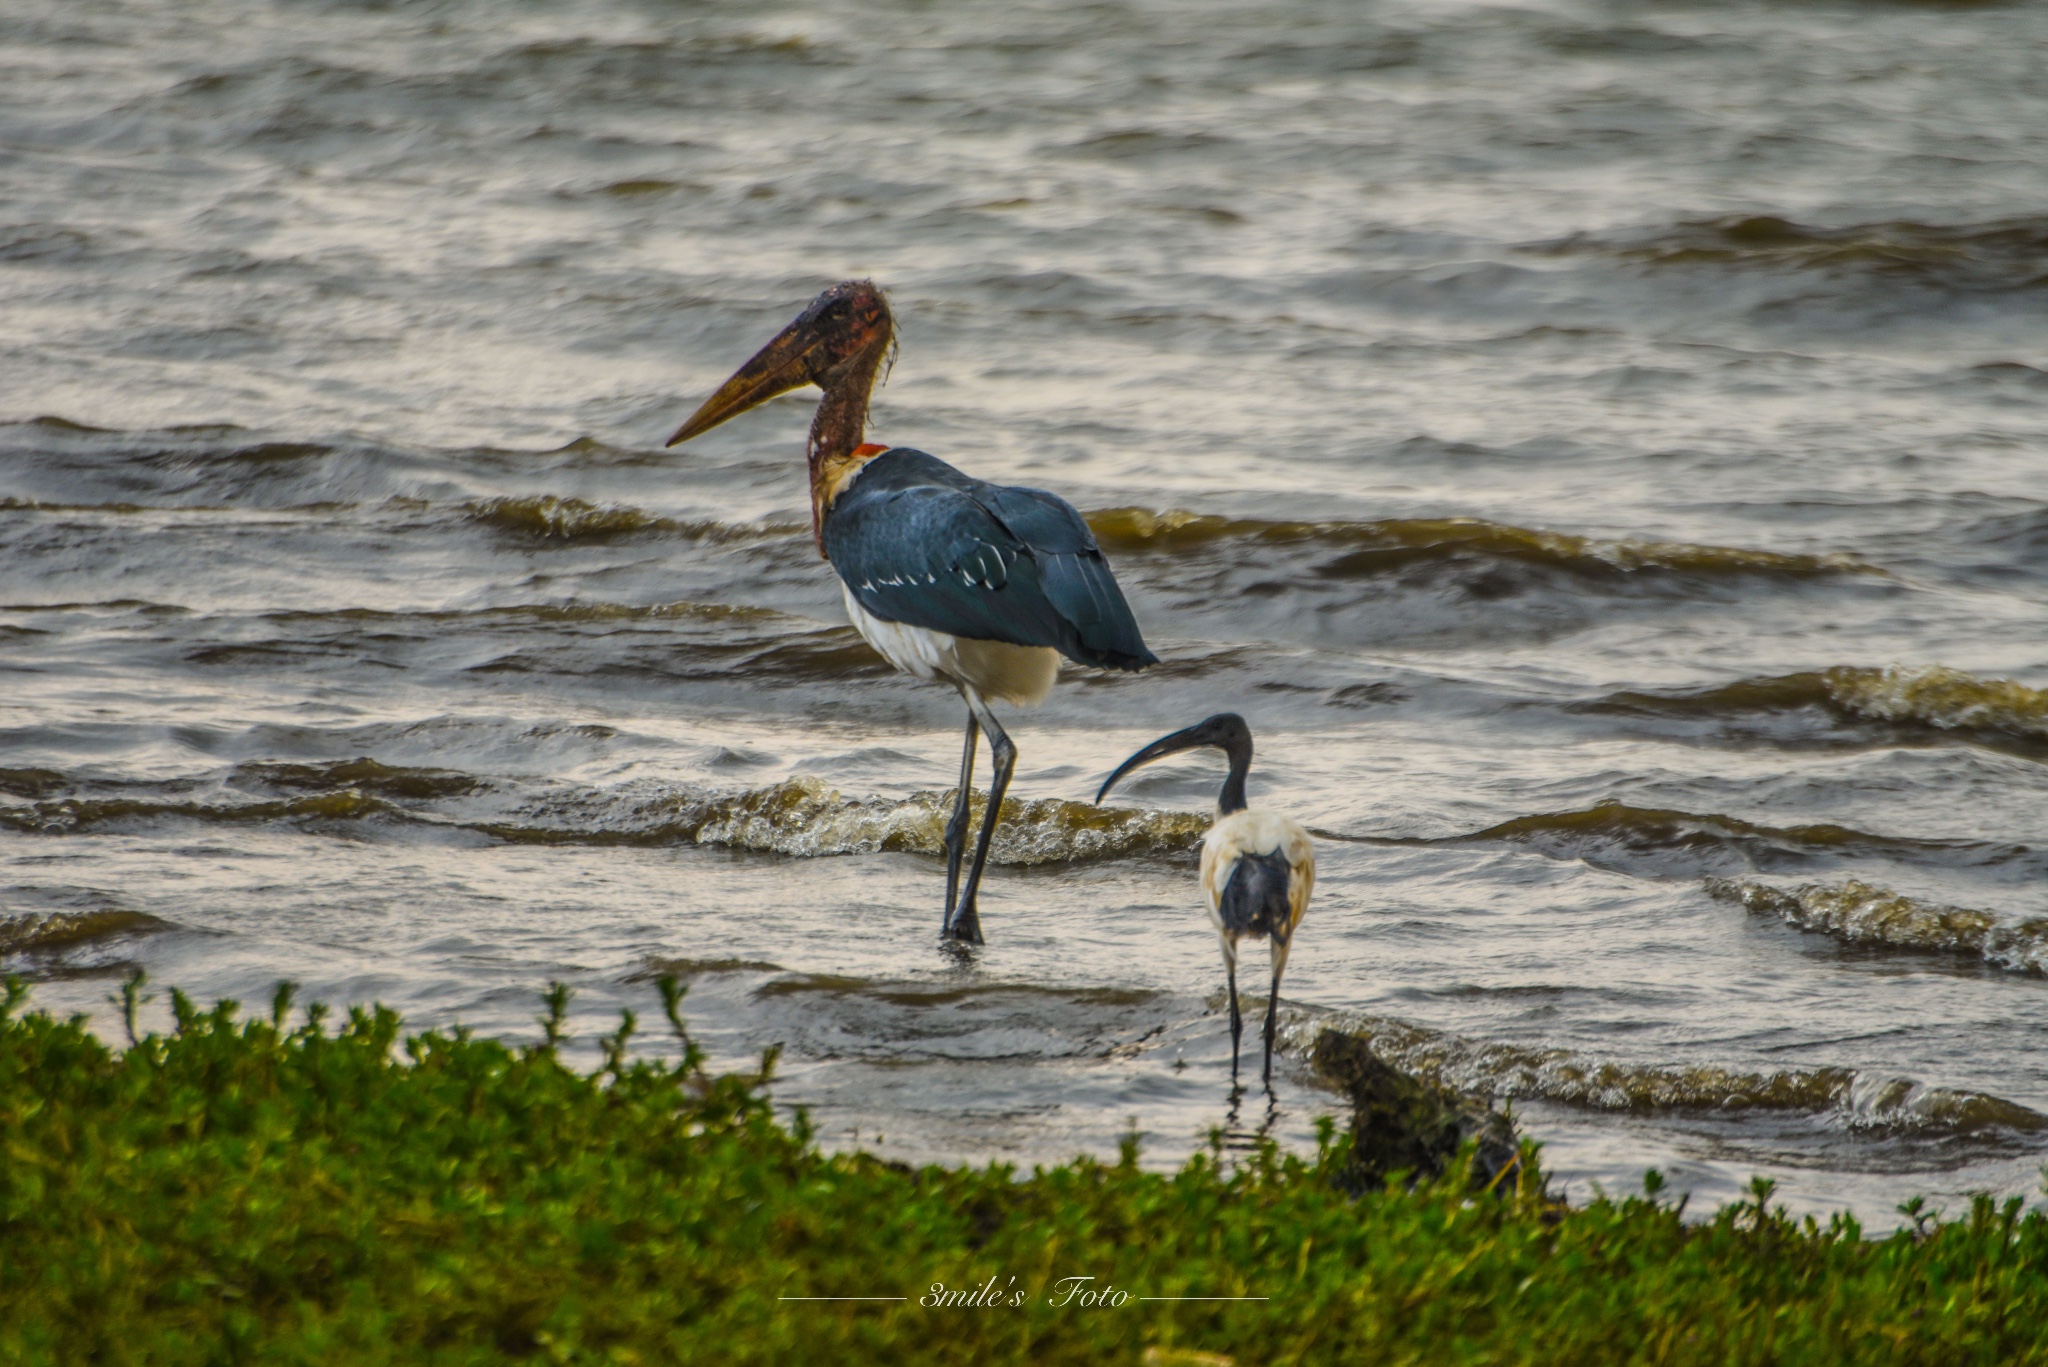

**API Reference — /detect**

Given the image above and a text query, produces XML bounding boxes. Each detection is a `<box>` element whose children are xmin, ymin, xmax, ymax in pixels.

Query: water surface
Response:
<box><xmin>6</xmin><ymin>0</ymin><xmax>2048</xmax><ymax>1223</ymax></box>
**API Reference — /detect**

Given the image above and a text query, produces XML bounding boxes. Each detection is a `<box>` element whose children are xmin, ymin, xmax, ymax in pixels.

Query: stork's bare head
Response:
<box><xmin>665</xmin><ymin>280</ymin><xmax>893</xmax><ymax>448</ymax></box>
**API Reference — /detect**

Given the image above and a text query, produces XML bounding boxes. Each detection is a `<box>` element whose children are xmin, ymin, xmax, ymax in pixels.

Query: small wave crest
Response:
<box><xmin>463</xmin><ymin>495</ymin><xmax>799</xmax><ymax>543</ymax></box>
<box><xmin>1826</xmin><ymin>665</ymin><xmax>2048</xmax><ymax>743</ymax></box>
<box><xmin>1578</xmin><ymin>214</ymin><xmax>2048</xmax><ymax>293</ymax></box>
<box><xmin>0</xmin><ymin>790</ymin><xmax>394</xmax><ymax>835</ymax></box>
<box><xmin>492</xmin><ymin>777</ymin><xmax>1207</xmax><ymax>864</ymax></box>
<box><xmin>1841</xmin><ymin>1075</ymin><xmax>2046</xmax><ymax>1137</ymax></box>
<box><xmin>230</xmin><ymin>758</ymin><xmax>482</xmax><ymax>801</ymax></box>
<box><xmin>1593</xmin><ymin>665</ymin><xmax>2048</xmax><ymax>753</ymax></box>
<box><xmin>0</xmin><ymin>771</ymin><xmax>1204</xmax><ymax>864</ymax></box>
<box><xmin>1288</xmin><ymin>1013</ymin><xmax>2044</xmax><ymax>1137</ymax></box>
<box><xmin>1086</xmin><ymin>507</ymin><xmax>1869</xmax><ymax>581</ymax></box>
<box><xmin>0</xmin><ymin>768</ymin><xmax>68</xmax><ymax>800</ymax></box>
<box><xmin>1709</xmin><ymin>878</ymin><xmax>2048</xmax><ymax>974</ymax></box>
<box><xmin>1</xmin><ymin>908</ymin><xmax>173</xmax><ymax>955</ymax></box>
<box><xmin>1442</xmin><ymin>799</ymin><xmax>1962</xmax><ymax>879</ymax></box>
<box><xmin>634</xmin><ymin>955</ymin><xmax>787</xmax><ymax>980</ymax></box>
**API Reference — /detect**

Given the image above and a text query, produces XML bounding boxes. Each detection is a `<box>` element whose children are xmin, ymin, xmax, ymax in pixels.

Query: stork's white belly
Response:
<box><xmin>839</xmin><ymin>582</ymin><xmax>1059</xmax><ymax>706</ymax></box>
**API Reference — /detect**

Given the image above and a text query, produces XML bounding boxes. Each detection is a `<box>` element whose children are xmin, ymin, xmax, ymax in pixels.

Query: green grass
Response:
<box><xmin>3</xmin><ymin>976</ymin><xmax>2047</xmax><ymax>1366</ymax></box>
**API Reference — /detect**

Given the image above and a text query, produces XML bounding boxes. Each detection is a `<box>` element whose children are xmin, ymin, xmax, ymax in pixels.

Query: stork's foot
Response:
<box><xmin>941</xmin><ymin>902</ymin><xmax>985</xmax><ymax>945</ymax></box>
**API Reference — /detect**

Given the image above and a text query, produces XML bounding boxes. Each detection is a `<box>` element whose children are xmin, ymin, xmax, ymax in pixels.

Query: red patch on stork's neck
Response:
<box><xmin>851</xmin><ymin>443</ymin><xmax>890</xmax><ymax>458</ymax></box>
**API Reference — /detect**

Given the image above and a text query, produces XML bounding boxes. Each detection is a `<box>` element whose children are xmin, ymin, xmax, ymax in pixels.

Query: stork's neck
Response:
<box><xmin>1216</xmin><ymin>740</ymin><xmax>1252</xmax><ymax>816</ymax></box>
<box><xmin>807</xmin><ymin>340</ymin><xmax>888</xmax><ymax>553</ymax></box>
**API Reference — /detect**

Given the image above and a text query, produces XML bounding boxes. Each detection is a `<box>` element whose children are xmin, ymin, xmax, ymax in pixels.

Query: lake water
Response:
<box><xmin>6</xmin><ymin>0</ymin><xmax>2048</xmax><ymax>1223</ymax></box>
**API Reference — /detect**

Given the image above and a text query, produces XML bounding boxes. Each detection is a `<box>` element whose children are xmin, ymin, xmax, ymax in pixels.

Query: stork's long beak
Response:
<box><xmin>1094</xmin><ymin>722</ymin><xmax>1214</xmax><ymax>805</ymax></box>
<box><xmin>665</xmin><ymin>315</ymin><xmax>824</xmax><ymax>448</ymax></box>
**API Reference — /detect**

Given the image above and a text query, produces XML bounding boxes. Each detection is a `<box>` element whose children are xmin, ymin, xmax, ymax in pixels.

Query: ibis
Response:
<box><xmin>1096</xmin><ymin>713</ymin><xmax>1313</xmax><ymax>1085</ymax></box>
<box><xmin>666</xmin><ymin>281</ymin><xmax>1157</xmax><ymax>944</ymax></box>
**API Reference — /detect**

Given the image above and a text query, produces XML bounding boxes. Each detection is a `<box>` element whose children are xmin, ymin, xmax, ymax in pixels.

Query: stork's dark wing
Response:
<box><xmin>821</xmin><ymin>448</ymin><xmax>1156</xmax><ymax>671</ymax></box>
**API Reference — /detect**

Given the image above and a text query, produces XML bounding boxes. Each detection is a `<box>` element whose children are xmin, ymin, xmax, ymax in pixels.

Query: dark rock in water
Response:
<box><xmin>1311</xmin><ymin>1028</ymin><xmax>1521</xmax><ymax>1193</ymax></box>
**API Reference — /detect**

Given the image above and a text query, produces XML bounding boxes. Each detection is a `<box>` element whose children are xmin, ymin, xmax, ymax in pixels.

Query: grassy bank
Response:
<box><xmin>2</xmin><ymin>977</ymin><xmax>2046</xmax><ymax>1365</ymax></box>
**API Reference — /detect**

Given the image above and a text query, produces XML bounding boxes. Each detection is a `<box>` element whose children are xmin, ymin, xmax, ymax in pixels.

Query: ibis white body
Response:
<box><xmin>1200</xmin><ymin>807</ymin><xmax>1315</xmax><ymax>999</ymax></box>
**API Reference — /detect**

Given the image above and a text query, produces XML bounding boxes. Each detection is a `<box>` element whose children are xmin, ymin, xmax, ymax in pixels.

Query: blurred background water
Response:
<box><xmin>5</xmin><ymin>0</ymin><xmax>2048</xmax><ymax>1223</ymax></box>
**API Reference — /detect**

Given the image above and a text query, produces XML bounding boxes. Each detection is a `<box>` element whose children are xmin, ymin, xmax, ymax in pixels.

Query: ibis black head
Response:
<box><xmin>666</xmin><ymin>280</ymin><xmax>893</xmax><ymax>448</ymax></box>
<box><xmin>1095</xmin><ymin>712</ymin><xmax>1255</xmax><ymax>815</ymax></box>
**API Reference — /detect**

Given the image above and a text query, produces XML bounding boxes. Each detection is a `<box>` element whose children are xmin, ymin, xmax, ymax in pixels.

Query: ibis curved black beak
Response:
<box><xmin>665</xmin><ymin>316</ymin><xmax>824</xmax><ymax>448</ymax></box>
<box><xmin>1094</xmin><ymin>713</ymin><xmax>1253</xmax><ymax>806</ymax></box>
<box><xmin>1095</xmin><ymin>723</ymin><xmax>1211</xmax><ymax>805</ymax></box>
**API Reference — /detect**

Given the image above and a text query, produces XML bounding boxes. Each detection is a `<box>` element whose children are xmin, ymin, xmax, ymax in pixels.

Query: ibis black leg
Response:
<box><xmin>1226</xmin><ymin>956</ymin><xmax>1242</xmax><ymax>1081</ymax></box>
<box><xmin>942</xmin><ymin>712</ymin><xmax>980</xmax><ymax>932</ymax></box>
<box><xmin>944</xmin><ymin>693</ymin><xmax>1013</xmax><ymax>945</ymax></box>
<box><xmin>1262</xmin><ymin>966</ymin><xmax>1282</xmax><ymax>1088</ymax></box>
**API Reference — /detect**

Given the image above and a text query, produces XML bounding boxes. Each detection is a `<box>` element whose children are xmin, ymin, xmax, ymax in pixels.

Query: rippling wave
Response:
<box><xmin>0</xmin><ymin>773</ymin><xmax>1207</xmax><ymax>865</ymax></box>
<box><xmin>1288</xmin><ymin>1013</ymin><xmax>2045</xmax><ymax>1137</ymax></box>
<box><xmin>635</xmin><ymin>955</ymin><xmax>788</xmax><ymax>979</ymax></box>
<box><xmin>1592</xmin><ymin>664</ymin><xmax>2048</xmax><ymax>754</ymax></box>
<box><xmin>1558</xmin><ymin>215</ymin><xmax>2048</xmax><ymax>295</ymax></box>
<box><xmin>3</xmin><ymin>759</ymin><xmax>2030</xmax><ymax>892</ymax></box>
<box><xmin>1086</xmin><ymin>507</ymin><xmax>1870</xmax><ymax>581</ymax></box>
<box><xmin>62</xmin><ymin>601</ymin><xmax>887</xmax><ymax>686</ymax></box>
<box><xmin>1</xmin><ymin>495</ymin><xmax>155</xmax><ymax>515</ymax></box>
<box><xmin>442</xmin><ymin>496</ymin><xmax>1881</xmax><ymax>584</ymax></box>
<box><xmin>491</xmin><ymin>778</ymin><xmax>1207</xmax><ymax>864</ymax></box>
<box><xmin>715</xmin><ymin>970</ymin><xmax>1177</xmax><ymax>1063</ymax></box>
<box><xmin>0</xmin><ymin>768</ymin><xmax>67</xmax><ymax>800</ymax></box>
<box><xmin>231</xmin><ymin>758</ymin><xmax>481</xmax><ymax>801</ymax></box>
<box><xmin>1</xmin><ymin>791</ymin><xmax>394</xmax><ymax>834</ymax></box>
<box><xmin>751</xmin><ymin>974</ymin><xmax>1163</xmax><ymax>1010</ymax></box>
<box><xmin>1710</xmin><ymin>878</ymin><xmax>2048</xmax><ymax>974</ymax></box>
<box><xmin>464</xmin><ymin>495</ymin><xmax>800</xmax><ymax>543</ymax></box>
<box><xmin>1</xmin><ymin>908</ymin><xmax>171</xmax><ymax>955</ymax></box>
<box><xmin>1433</xmin><ymin>799</ymin><xmax>2003</xmax><ymax>879</ymax></box>
<box><xmin>1827</xmin><ymin>665</ymin><xmax>2048</xmax><ymax>742</ymax></box>
<box><xmin>243</xmin><ymin>601</ymin><xmax>790</xmax><ymax>630</ymax></box>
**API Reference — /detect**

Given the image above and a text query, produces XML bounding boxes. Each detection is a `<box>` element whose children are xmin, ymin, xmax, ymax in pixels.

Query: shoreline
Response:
<box><xmin>6</xmin><ymin>976</ymin><xmax>2045</xmax><ymax>1365</ymax></box>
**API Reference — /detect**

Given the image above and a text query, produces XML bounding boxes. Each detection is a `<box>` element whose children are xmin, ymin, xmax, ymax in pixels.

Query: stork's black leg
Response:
<box><xmin>1226</xmin><ymin>954</ymin><xmax>1242</xmax><ymax>1081</ymax></box>
<box><xmin>944</xmin><ymin>692</ymin><xmax>1013</xmax><ymax>944</ymax></box>
<box><xmin>942</xmin><ymin>711</ymin><xmax>979</xmax><ymax>932</ymax></box>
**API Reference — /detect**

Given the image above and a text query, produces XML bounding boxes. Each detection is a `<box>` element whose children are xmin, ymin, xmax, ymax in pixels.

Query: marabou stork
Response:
<box><xmin>1095</xmin><ymin>714</ymin><xmax>1313</xmax><ymax>1085</ymax></box>
<box><xmin>666</xmin><ymin>281</ymin><xmax>1157</xmax><ymax>944</ymax></box>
